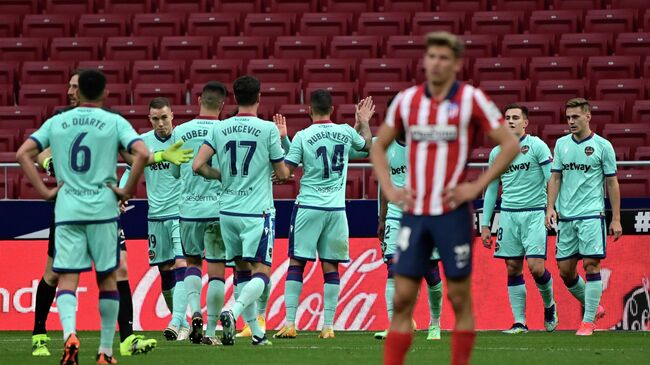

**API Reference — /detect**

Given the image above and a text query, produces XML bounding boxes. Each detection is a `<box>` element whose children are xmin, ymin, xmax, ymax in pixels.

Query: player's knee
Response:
<box><xmin>582</xmin><ymin>261</ymin><xmax>600</xmax><ymax>274</ymax></box>
<box><xmin>186</xmin><ymin>256</ymin><xmax>202</xmax><ymax>267</ymax></box>
<box><xmin>528</xmin><ymin>263</ymin><xmax>545</xmax><ymax>279</ymax></box>
<box><xmin>43</xmin><ymin>269</ymin><xmax>59</xmax><ymax>286</ymax></box>
<box><xmin>446</xmin><ymin>285</ymin><xmax>470</xmax><ymax>312</ymax></box>
<box><xmin>392</xmin><ymin>292</ymin><xmax>416</xmax><ymax>314</ymax></box>
<box><xmin>115</xmin><ymin>265</ymin><xmax>128</xmax><ymax>281</ymax></box>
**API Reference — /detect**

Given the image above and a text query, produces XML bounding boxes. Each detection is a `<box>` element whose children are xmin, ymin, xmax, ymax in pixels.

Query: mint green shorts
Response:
<box><xmin>494</xmin><ymin>209</ymin><xmax>548</xmax><ymax>259</ymax></box>
<box><xmin>220</xmin><ymin>212</ymin><xmax>274</xmax><ymax>266</ymax></box>
<box><xmin>382</xmin><ymin>217</ymin><xmax>440</xmax><ymax>262</ymax></box>
<box><xmin>53</xmin><ymin>221</ymin><xmax>119</xmax><ymax>274</ymax></box>
<box><xmin>556</xmin><ymin>215</ymin><xmax>607</xmax><ymax>260</ymax></box>
<box><xmin>180</xmin><ymin>219</ymin><xmax>226</xmax><ymax>262</ymax></box>
<box><xmin>147</xmin><ymin>218</ymin><xmax>182</xmax><ymax>266</ymax></box>
<box><xmin>289</xmin><ymin>205</ymin><xmax>350</xmax><ymax>263</ymax></box>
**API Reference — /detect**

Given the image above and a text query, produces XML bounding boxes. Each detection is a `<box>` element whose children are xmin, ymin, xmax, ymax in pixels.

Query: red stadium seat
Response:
<box><xmin>357</xmin><ymin>12</ymin><xmax>409</xmax><ymax>36</ymax></box>
<box><xmin>160</xmin><ymin>36</ymin><xmax>212</xmax><ymax>61</ymax></box>
<box><xmin>362</xmin><ymin>82</ymin><xmax>412</xmax><ymax>117</ymax></box>
<box><xmin>0</xmin><ymin>15</ymin><xmax>18</xmax><ymax>37</ymax></box>
<box><xmin>0</xmin><ymin>129</ymin><xmax>16</xmax><ymax>152</ymax></box>
<box><xmin>529</xmin><ymin>10</ymin><xmax>580</xmax><ymax>35</ymax></box>
<box><xmin>595</xmin><ymin>79</ymin><xmax>645</xmax><ymax>110</ymax></box>
<box><xmin>268</xmin><ymin>0</ymin><xmax>318</xmax><ymax>12</ymax></box>
<box><xmin>22</xmin><ymin>14</ymin><xmax>73</xmax><ymax>38</ymax></box>
<box><xmin>382</xmin><ymin>0</ymin><xmax>432</xmax><ymax>11</ymax></box>
<box><xmin>77</xmin><ymin>60</ymin><xmax>129</xmax><ymax>84</ymax></box>
<box><xmin>385</xmin><ymin>36</ymin><xmax>426</xmax><ymax>59</ymax></box>
<box><xmin>528</xmin><ymin>57</ymin><xmax>581</xmax><ymax>86</ymax></box>
<box><xmin>189</xmin><ymin>59</ymin><xmax>243</xmax><ymax>83</ymax></box>
<box><xmin>273</xmin><ymin>180</ymin><xmax>298</xmax><ymax>199</ymax></box>
<box><xmin>213</xmin><ymin>0</ymin><xmax>262</xmax><ymax>13</ymax></box>
<box><xmin>535</xmin><ymin>79</ymin><xmax>587</xmax><ymax>102</ymax></box>
<box><xmin>306</xmin><ymin>82</ymin><xmax>357</xmax><ymax>105</ymax></box>
<box><xmin>541</xmin><ymin>124</ymin><xmax>571</xmax><ymax>146</ymax></box>
<box><xmin>459</xmin><ymin>35</ymin><xmax>497</xmax><ymax>58</ymax></box>
<box><xmin>45</xmin><ymin>0</ymin><xmax>94</xmax><ymax>14</ymax></box>
<box><xmin>243</xmin><ymin>13</ymin><xmax>295</xmax><ymax>38</ymax></box>
<box><xmin>133</xmin><ymin>84</ymin><xmax>186</xmax><ymax>106</ymax></box>
<box><xmin>187</xmin><ymin>13</ymin><xmax>239</xmax><ymax>37</ymax></box>
<box><xmin>111</xmin><ymin>105</ymin><xmax>151</xmax><ymax>130</ymax></box>
<box><xmin>159</xmin><ymin>0</ymin><xmax>209</xmax><ymax>12</ymax></box>
<box><xmin>346</xmin><ymin>169</ymin><xmax>363</xmax><ymax>199</ymax></box>
<box><xmin>330</xmin><ymin>36</ymin><xmax>380</xmax><ymax>58</ymax></box>
<box><xmin>610</xmin><ymin>0</ymin><xmax>649</xmax><ymax>8</ymax></box>
<box><xmin>359</xmin><ymin>58</ymin><xmax>411</xmax><ymax>84</ymax></box>
<box><xmin>132</xmin><ymin>60</ymin><xmax>185</xmax><ymax>84</ymax></box>
<box><xmin>603</xmin><ymin>124</ymin><xmax>650</xmax><ymax>149</ymax></box>
<box><xmin>439</xmin><ymin>0</ymin><xmax>488</xmax><ymax>11</ymax></box>
<box><xmin>132</xmin><ymin>13</ymin><xmax>185</xmax><ymax>37</ymax></box>
<box><xmin>412</xmin><ymin>12</ymin><xmax>464</xmax><ymax>35</ymax></box>
<box><xmin>19</xmin><ymin>84</ymin><xmax>67</xmax><ymax>108</ymax></box>
<box><xmin>190</xmin><ymin>83</ymin><xmax>235</xmax><ymax>105</ymax></box>
<box><xmin>492</xmin><ymin>0</ymin><xmax>545</xmax><ymax>13</ymax></box>
<box><xmin>322</xmin><ymin>0</ymin><xmax>375</xmax><ymax>13</ymax></box>
<box><xmin>303</xmin><ymin>59</ymin><xmax>355</xmax><ymax>83</ymax></box>
<box><xmin>246</xmin><ymin>59</ymin><xmax>298</xmax><ymax>82</ymax></box>
<box><xmin>366</xmin><ymin>172</ymin><xmax>378</xmax><ymax>199</ymax></box>
<box><xmin>278</xmin><ymin>104</ymin><xmax>311</xmax><ymax>136</ymax></box>
<box><xmin>299</xmin><ymin>13</ymin><xmax>352</xmax><ymax>37</ymax></box>
<box><xmin>0</xmin><ymin>62</ymin><xmax>16</xmax><ymax>86</ymax></box>
<box><xmin>0</xmin><ymin>38</ymin><xmax>44</xmax><ymax>62</ymax></box>
<box><xmin>21</xmin><ymin>61</ymin><xmax>73</xmax><ymax>84</ymax></box>
<box><xmin>519</xmin><ymin>101</ymin><xmax>563</xmax><ymax>126</ymax></box>
<box><xmin>616</xmin><ymin>170</ymin><xmax>650</xmax><ymax>198</ymax></box>
<box><xmin>589</xmin><ymin>100</ymin><xmax>625</xmax><ymax>127</ymax></box>
<box><xmin>171</xmin><ymin>105</ymin><xmax>199</xmax><ymax>123</ymax></box>
<box><xmin>586</xmin><ymin>56</ymin><xmax>639</xmax><ymax>84</ymax></box>
<box><xmin>469</xmin><ymin>147</ymin><xmax>492</xmax><ymax>163</ymax></box>
<box><xmin>471</xmin><ymin>11</ymin><xmax>523</xmax><ymax>36</ymax></box>
<box><xmin>478</xmin><ymin>80</ymin><xmax>529</xmax><ymax>108</ymax></box>
<box><xmin>105</xmin><ymin>37</ymin><xmax>157</xmax><ymax>61</ymax></box>
<box><xmin>0</xmin><ymin>106</ymin><xmax>43</xmax><ymax>129</ymax></box>
<box><xmin>614</xmin><ymin>146</ymin><xmax>631</xmax><ymax>161</ymax></box>
<box><xmin>259</xmin><ymin>82</ymin><xmax>300</xmax><ymax>108</ymax></box>
<box><xmin>632</xmin><ymin>100</ymin><xmax>650</xmax><ymax>124</ymax></box>
<box><xmin>0</xmin><ymin>169</ymin><xmax>17</xmax><ymax>198</ymax></box>
<box><xmin>335</xmin><ymin>103</ymin><xmax>381</xmax><ymax>126</ymax></box>
<box><xmin>20</xmin><ymin>174</ymin><xmax>58</xmax><ymax>199</ymax></box>
<box><xmin>274</xmin><ymin>36</ymin><xmax>325</xmax><ymax>59</ymax></box>
<box><xmin>645</xmin><ymin>11</ymin><xmax>650</xmax><ymax>33</ymax></box>
<box><xmin>644</xmin><ymin>57</ymin><xmax>650</xmax><ymax>78</ymax></box>
<box><xmin>216</xmin><ymin>36</ymin><xmax>268</xmax><ymax>59</ymax></box>
<box><xmin>472</xmin><ymin>57</ymin><xmax>525</xmax><ymax>83</ymax></box>
<box><xmin>103</xmin><ymin>0</ymin><xmax>153</xmax><ymax>13</ymax></box>
<box><xmin>0</xmin><ymin>83</ymin><xmax>12</xmax><ymax>105</ymax></box>
<box><xmin>78</xmin><ymin>14</ymin><xmax>129</xmax><ymax>37</ymax></box>
<box><xmin>551</xmin><ymin>0</ymin><xmax>602</xmax><ymax>10</ymax></box>
<box><xmin>584</xmin><ymin>9</ymin><xmax>636</xmax><ymax>33</ymax></box>
<box><xmin>0</xmin><ymin>0</ymin><xmax>37</xmax><ymax>15</ymax></box>
<box><xmin>558</xmin><ymin>33</ymin><xmax>612</xmax><ymax>57</ymax></box>
<box><xmin>104</xmin><ymin>84</ymin><xmax>130</xmax><ymax>106</ymax></box>
<box><xmin>50</xmin><ymin>37</ymin><xmax>102</xmax><ymax>61</ymax></box>
<box><xmin>633</xmin><ymin>146</ymin><xmax>650</xmax><ymax>161</ymax></box>
<box><xmin>501</xmin><ymin>34</ymin><xmax>554</xmax><ymax>57</ymax></box>
<box><xmin>615</xmin><ymin>33</ymin><xmax>650</xmax><ymax>57</ymax></box>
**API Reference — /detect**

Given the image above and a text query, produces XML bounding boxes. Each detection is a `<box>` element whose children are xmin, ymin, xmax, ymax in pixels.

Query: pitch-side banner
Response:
<box><xmin>0</xmin><ymin>237</ymin><xmax>648</xmax><ymax>331</ymax></box>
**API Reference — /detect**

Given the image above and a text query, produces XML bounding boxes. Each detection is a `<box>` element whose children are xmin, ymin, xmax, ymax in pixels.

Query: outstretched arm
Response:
<box><xmin>192</xmin><ymin>143</ymin><xmax>221</xmax><ymax>180</ymax></box>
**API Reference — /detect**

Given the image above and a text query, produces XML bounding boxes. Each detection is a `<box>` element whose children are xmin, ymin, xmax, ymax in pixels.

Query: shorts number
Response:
<box><xmin>225</xmin><ymin>140</ymin><xmax>257</xmax><ymax>176</ymax></box>
<box><xmin>384</xmin><ymin>224</ymin><xmax>392</xmax><ymax>240</ymax></box>
<box><xmin>148</xmin><ymin>234</ymin><xmax>157</xmax><ymax>248</ymax></box>
<box><xmin>315</xmin><ymin>144</ymin><xmax>345</xmax><ymax>179</ymax></box>
<box><xmin>497</xmin><ymin>227</ymin><xmax>503</xmax><ymax>241</ymax></box>
<box><xmin>70</xmin><ymin>132</ymin><xmax>91</xmax><ymax>173</ymax></box>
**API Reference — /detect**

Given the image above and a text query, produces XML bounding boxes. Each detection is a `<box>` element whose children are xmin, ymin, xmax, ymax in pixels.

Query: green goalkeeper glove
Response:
<box><xmin>154</xmin><ymin>140</ymin><xmax>193</xmax><ymax>165</ymax></box>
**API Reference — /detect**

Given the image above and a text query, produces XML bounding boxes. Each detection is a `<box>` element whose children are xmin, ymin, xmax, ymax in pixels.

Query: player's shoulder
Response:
<box><xmin>555</xmin><ymin>134</ymin><xmax>573</xmax><ymax>146</ymax></box>
<box><xmin>52</xmin><ymin>105</ymin><xmax>76</xmax><ymax>116</ymax></box>
<box><xmin>592</xmin><ymin>133</ymin><xmax>613</xmax><ymax>147</ymax></box>
<box><xmin>528</xmin><ymin>135</ymin><xmax>549</xmax><ymax>148</ymax></box>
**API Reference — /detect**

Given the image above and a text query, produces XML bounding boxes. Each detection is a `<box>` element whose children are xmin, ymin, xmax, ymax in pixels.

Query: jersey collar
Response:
<box><xmin>313</xmin><ymin>120</ymin><xmax>332</xmax><ymax>124</ymax></box>
<box><xmin>395</xmin><ymin>139</ymin><xmax>406</xmax><ymax>147</ymax></box>
<box><xmin>236</xmin><ymin>113</ymin><xmax>256</xmax><ymax>117</ymax></box>
<box><xmin>197</xmin><ymin>115</ymin><xmax>219</xmax><ymax>120</ymax></box>
<box><xmin>79</xmin><ymin>103</ymin><xmax>100</xmax><ymax>108</ymax></box>
<box><xmin>424</xmin><ymin>80</ymin><xmax>459</xmax><ymax>101</ymax></box>
<box><xmin>519</xmin><ymin>134</ymin><xmax>527</xmax><ymax>142</ymax></box>
<box><xmin>572</xmin><ymin>132</ymin><xmax>595</xmax><ymax>144</ymax></box>
<box><xmin>154</xmin><ymin>132</ymin><xmax>171</xmax><ymax>143</ymax></box>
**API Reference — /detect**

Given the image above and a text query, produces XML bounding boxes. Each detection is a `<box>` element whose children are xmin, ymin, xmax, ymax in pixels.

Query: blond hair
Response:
<box><xmin>425</xmin><ymin>32</ymin><xmax>464</xmax><ymax>58</ymax></box>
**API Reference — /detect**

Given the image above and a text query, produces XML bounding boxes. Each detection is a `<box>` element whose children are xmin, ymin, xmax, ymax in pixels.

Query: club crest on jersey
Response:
<box><xmin>585</xmin><ymin>146</ymin><xmax>594</xmax><ymax>156</ymax></box>
<box><xmin>410</xmin><ymin>125</ymin><xmax>458</xmax><ymax>142</ymax></box>
<box><xmin>520</xmin><ymin>145</ymin><xmax>529</xmax><ymax>154</ymax></box>
<box><xmin>447</xmin><ymin>103</ymin><xmax>459</xmax><ymax>119</ymax></box>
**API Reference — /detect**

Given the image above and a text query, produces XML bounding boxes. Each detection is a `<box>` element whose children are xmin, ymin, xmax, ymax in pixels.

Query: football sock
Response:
<box><xmin>160</xmin><ymin>269</ymin><xmax>175</xmax><ymax>312</ymax></box>
<box><xmin>451</xmin><ymin>330</ymin><xmax>476</xmax><ymax>365</ymax></box>
<box><xmin>584</xmin><ymin>273</ymin><xmax>603</xmax><ymax>323</ymax></box>
<box><xmin>284</xmin><ymin>265</ymin><xmax>304</xmax><ymax>326</ymax></box>
<box><xmin>534</xmin><ymin>269</ymin><xmax>555</xmax><ymax>309</ymax></box>
<box><xmin>507</xmin><ymin>274</ymin><xmax>527</xmax><ymax>325</ymax></box>
<box><xmin>428</xmin><ymin>282</ymin><xmax>443</xmax><ymax>326</ymax></box>
<box><xmin>323</xmin><ymin>272</ymin><xmax>340</xmax><ymax>328</ymax></box>
<box><xmin>33</xmin><ymin>277</ymin><xmax>57</xmax><ymax>335</ymax></box>
<box><xmin>184</xmin><ymin>267</ymin><xmax>202</xmax><ymax>314</ymax></box>
<box><xmin>56</xmin><ymin>290</ymin><xmax>77</xmax><ymax>341</ymax></box>
<box><xmin>243</xmin><ymin>302</ymin><xmax>264</xmax><ymax>338</ymax></box>
<box><xmin>385</xmin><ymin>278</ymin><xmax>395</xmax><ymax>321</ymax></box>
<box><xmin>117</xmin><ymin>280</ymin><xmax>134</xmax><ymax>342</ymax></box>
<box><xmin>171</xmin><ymin>267</ymin><xmax>188</xmax><ymax>328</ymax></box>
<box><xmin>383</xmin><ymin>331</ymin><xmax>412</xmax><ymax>365</ymax></box>
<box><xmin>257</xmin><ymin>281</ymin><xmax>271</xmax><ymax>318</ymax></box>
<box><xmin>232</xmin><ymin>273</ymin><xmax>268</xmax><ymax>320</ymax></box>
<box><xmin>565</xmin><ymin>275</ymin><xmax>586</xmax><ymax>306</ymax></box>
<box><xmin>99</xmin><ymin>291</ymin><xmax>120</xmax><ymax>357</ymax></box>
<box><xmin>206</xmin><ymin>277</ymin><xmax>225</xmax><ymax>337</ymax></box>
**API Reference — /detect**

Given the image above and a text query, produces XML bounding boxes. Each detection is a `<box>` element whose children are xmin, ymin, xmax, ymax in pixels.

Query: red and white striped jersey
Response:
<box><xmin>385</xmin><ymin>81</ymin><xmax>503</xmax><ymax>216</ymax></box>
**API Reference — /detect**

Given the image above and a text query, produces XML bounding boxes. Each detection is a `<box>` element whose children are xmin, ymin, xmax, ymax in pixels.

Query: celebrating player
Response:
<box><xmin>546</xmin><ymin>98</ymin><xmax>622</xmax><ymax>336</ymax></box>
<box><xmin>272</xmin><ymin>90</ymin><xmax>373</xmax><ymax>339</ymax></box>
<box><xmin>193</xmin><ymin>75</ymin><xmax>290</xmax><ymax>346</ymax></box>
<box><xmin>481</xmin><ymin>104</ymin><xmax>558</xmax><ymax>334</ymax></box>
<box><xmin>17</xmin><ymin>69</ymin><xmax>150</xmax><ymax>365</ymax></box>
<box><xmin>371</xmin><ymin>32</ymin><xmax>519</xmax><ymax>365</ymax></box>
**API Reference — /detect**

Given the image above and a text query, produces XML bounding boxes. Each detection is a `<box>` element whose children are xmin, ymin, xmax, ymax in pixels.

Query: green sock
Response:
<box><xmin>385</xmin><ymin>278</ymin><xmax>395</xmax><ymax>321</ymax></box>
<box><xmin>284</xmin><ymin>280</ymin><xmax>303</xmax><ymax>326</ymax></box>
<box><xmin>584</xmin><ymin>275</ymin><xmax>603</xmax><ymax>323</ymax></box>
<box><xmin>323</xmin><ymin>283</ymin><xmax>340</xmax><ymax>328</ymax></box>
<box><xmin>206</xmin><ymin>278</ymin><xmax>225</xmax><ymax>337</ymax></box>
<box><xmin>184</xmin><ymin>269</ymin><xmax>203</xmax><ymax>314</ymax></box>
<box><xmin>171</xmin><ymin>271</ymin><xmax>188</xmax><ymax>328</ymax></box>
<box><xmin>99</xmin><ymin>292</ymin><xmax>120</xmax><ymax>357</ymax></box>
<box><xmin>257</xmin><ymin>282</ymin><xmax>271</xmax><ymax>318</ymax></box>
<box><xmin>567</xmin><ymin>275</ymin><xmax>586</xmax><ymax>306</ymax></box>
<box><xmin>536</xmin><ymin>277</ymin><xmax>555</xmax><ymax>308</ymax></box>
<box><xmin>56</xmin><ymin>291</ymin><xmax>77</xmax><ymax>340</ymax></box>
<box><xmin>232</xmin><ymin>276</ymin><xmax>267</xmax><ymax>320</ymax></box>
<box><xmin>428</xmin><ymin>282</ymin><xmax>443</xmax><ymax>326</ymax></box>
<box><xmin>507</xmin><ymin>275</ymin><xmax>527</xmax><ymax>325</ymax></box>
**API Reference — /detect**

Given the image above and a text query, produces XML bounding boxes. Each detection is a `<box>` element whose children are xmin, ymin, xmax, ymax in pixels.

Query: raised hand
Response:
<box><xmin>274</xmin><ymin>113</ymin><xmax>288</xmax><ymax>139</ymax></box>
<box><xmin>356</xmin><ymin>96</ymin><xmax>376</xmax><ymax>124</ymax></box>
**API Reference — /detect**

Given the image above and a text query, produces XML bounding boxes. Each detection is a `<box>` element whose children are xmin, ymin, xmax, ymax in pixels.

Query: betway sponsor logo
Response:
<box><xmin>563</xmin><ymin>162</ymin><xmax>592</xmax><ymax>172</ymax></box>
<box><xmin>504</xmin><ymin>162</ymin><xmax>530</xmax><ymax>174</ymax></box>
<box><xmin>391</xmin><ymin>166</ymin><xmax>406</xmax><ymax>175</ymax></box>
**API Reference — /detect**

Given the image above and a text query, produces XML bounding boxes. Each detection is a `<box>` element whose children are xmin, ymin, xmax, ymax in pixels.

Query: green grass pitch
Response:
<box><xmin>2</xmin><ymin>331</ymin><xmax>648</xmax><ymax>364</ymax></box>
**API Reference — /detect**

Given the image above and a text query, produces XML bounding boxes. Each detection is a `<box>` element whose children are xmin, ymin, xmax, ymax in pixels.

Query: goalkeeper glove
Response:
<box><xmin>154</xmin><ymin>140</ymin><xmax>193</xmax><ymax>165</ymax></box>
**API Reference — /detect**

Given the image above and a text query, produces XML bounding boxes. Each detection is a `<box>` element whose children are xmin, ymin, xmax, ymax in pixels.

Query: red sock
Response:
<box><xmin>451</xmin><ymin>330</ymin><xmax>476</xmax><ymax>365</ymax></box>
<box><xmin>384</xmin><ymin>331</ymin><xmax>413</xmax><ymax>365</ymax></box>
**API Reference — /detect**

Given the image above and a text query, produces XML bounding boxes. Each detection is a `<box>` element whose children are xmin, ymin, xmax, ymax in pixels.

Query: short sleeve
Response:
<box><xmin>30</xmin><ymin>117</ymin><xmax>53</xmax><ymax>151</ymax></box>
<box><xmin>202</xmin><ymin>125</ymin><xmax>217</xmax><ymax>153</ymax></box>
<box><xmin>384</xmin><ymin>91</ymin><xmax>404</xmax><ymax>133</ymax></box>
<box><xmin>602</xmin><ymin>140</ymin><xmax>617</xmax><ymax>177</ymax></box>
<box><xmin>347</xmin><ymin>125</ymin><xmax>367</xmax><ymax>151</ymax></box>
<box><xmin>472</xmin><ymin>88</ymin><xmax>503</xmax><ymax>133</ymax></box>
<box><xmin>268</xmin><ymin>124</ymin><xmax>285</xmax><ymax>163</ymax></box>
<box><xmin>284</xmin><ymin>131</ymin><xmax>303</xmax><ymax>167</ymax></box>
<box><xmin>536</xmin><ymin>139</ymin><xmax>553</xmax><ymax>166</ymax></box>
<box><xmin>117</xmin><ymin>116</ymin><xmax>141</xmax><ymax>153</ymax></box>
<box><xmin>551</xmin><ymin>141</ymin><xmax>563</xmax><ymax>173</ymax></box>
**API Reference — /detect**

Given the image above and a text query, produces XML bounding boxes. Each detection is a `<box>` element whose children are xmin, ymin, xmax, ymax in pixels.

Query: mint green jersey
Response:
<box><xmin>139</xmin><ymin>131</ymin><xmax>180</xmax><ymax>219</ymax></box>
<box><xmin>284</xmin><ymin>121</ymin><xmax>367</xmax><ymax>208</ymax></box>
<box><xmin>551</xmin><ymin>133</ymin><xmax>617</xmax><ymax>218</ymax></box>
<box><xmin>171</xmin><ymin>118</ymin><xmax>221</xmax><ymax>219</ymax></box>
<box><xmin>205</xmin><ymin>115</ymin><xmax>285</xmax><ymax>215</ymax></box>
<box><xmin>383</xmin><ymin>140</ymin><xmax>407</xmax><ymax>219</ymax></box>
<box><xmin>490</xmin><ymin>134</ymin><xmax>552</xmax><ymax>210</ymax></box>
<box><xmin>30</xmin><ymin>106</ymin><xmax>140</xmax><ymax>224</ymax></box>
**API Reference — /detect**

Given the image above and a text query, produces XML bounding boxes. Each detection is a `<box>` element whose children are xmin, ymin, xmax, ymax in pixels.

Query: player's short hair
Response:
<box><xmin>200</xmin><ymin>81</ymin><xmax>227</xmax><ymax>110</ymax></box>
<box><xmin>504</xmin><ymin>103</ymin><xmax>528</xmax><ymax>119</ymax></box>
<box><xmin>565</xmin><ymin>98</ymin><xmax>591</xmax><ymax>113</ymax></box>
<box><xmin>233</xmin><ymin>76</ymin><xmax>260</xmax><ymax>107</ymax></box>
<box><xmin>310</xmin><ymin>89</ymin><xmax>333</xmax><ymax>116</ymax></box>
<box><xmin>78</xmin><ymin>69</ymin><xmax>106</xmax><ymax>101</ymax></box>
<box><xmin>71</xmin><ymin>69</ymin><xmax>83</xmax><ymax>77</ymax></box>
<box><xmin>425</xmin><ymin>31</ymin><xmax>464</xmax><ymax>59</ymax></box>
<box><xmin>149</xmin><ymin>97</ymin><xmax>171</xmax><ymax>110</ymax></box>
